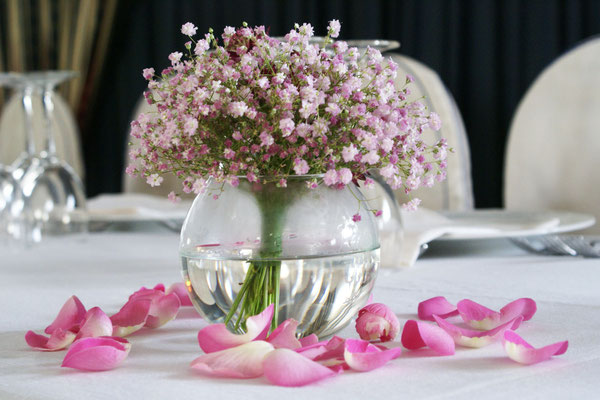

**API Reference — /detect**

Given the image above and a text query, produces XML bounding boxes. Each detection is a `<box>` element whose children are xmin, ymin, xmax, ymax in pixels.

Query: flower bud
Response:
<box><xmin>355</xmin><ymin>303</ymin><xmax>400</xmax><ymax>342</ymax></box>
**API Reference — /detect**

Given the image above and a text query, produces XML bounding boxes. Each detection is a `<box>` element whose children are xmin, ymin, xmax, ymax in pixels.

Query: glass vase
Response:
<box><xmin>180</xmin><ymin>176</ymin><xmax>380</xmax><ymax>338</ymax></box>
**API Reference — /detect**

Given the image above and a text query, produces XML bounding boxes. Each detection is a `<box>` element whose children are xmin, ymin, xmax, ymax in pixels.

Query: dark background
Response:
<box><xmin>85</xmin><ymin>0</ymin><xmax>600</xmax><ymax>207</ymax></box>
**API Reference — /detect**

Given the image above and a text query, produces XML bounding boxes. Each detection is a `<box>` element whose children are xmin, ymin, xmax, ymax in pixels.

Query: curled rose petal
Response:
<box><xmin>457</xmin><ymin>298</ymin><xmax>537</xmax><ymax>330</ymax></box>
<box><xmin>61</xmin><ymin>336</ymin><xmax>131</xmax><ymax>371</ymax></box>
<box><xmin>110</xmin><ymin>299</ymin><xmax>152</xmax><ymax>337</ymax></box>
<box><xmin>267</xmin><ymin>319</ymin><xmax>301</xmax><ymax>349</ymax></box>
<box><xmin>25</xmin><ymin>329</ymin><xmax>76</xmax><ymax>351</ymax></box>
<box><xmin>401</xmin><ymin>320</ymin><xmax>455</xmax><ymax>356</ymax></box>
<box><xmin>76</xmin><ymin>307</ymin><xmax>113</xmax><ymax>340</ymax></box>
<box><xmin>190</xmin><ymin>340</ymin><xmax>274</xmax><ymax>379</ymax></box>
<box><xmin>355</xmin><ymin>303</ymin><xmax>400</xmax><ymax>342</ymax></box>
<box><xmin>144</xmin><ymin>292</ymin><xmax>181</xmax><ymax>329</ymax></box>
<box><xmin>418</xmin><ymin>296</ymin><xmax>458</xmax><ymax>321</ymax></box>
<box><xmin>197</xmin><ymin>304</ymin><xmax>273</xmax><ymax>353</ymax></box>
<box><xmin>433</xmin><ymin>315</ymin><xmax>523</xmax><ymax>348</ymax></box>
<box><xmin>500</xmin><ymin>298</ymin><xmax>537</xmax><ymax>323</ymax></box>
<box><xmin>263</xmin><ymin>348</ymin><xmax>337</xmax><ymax>387</ymax></box>
<box><xmin>343</xmin><ymin>338</ymin><xmax>402</xmax><ymax>372</ymax></box>
<box><xmin>44</xmin><ymin>295</ymin><xmax>86</xmax><ymax>334</ymax></box>
<box><xmin>503</xmin><ymin>330</ymin><xmax>568</xmax><ymax>365</ymax></box>
<box><xmin>166</xmin><ymin>282</ymin><xmax>193</xmax><ymax>306</ymax></box>
<box><xmin>299</xmin><ymin>334</ymin><xmax>319</xmax><ymax>347</ymax></box>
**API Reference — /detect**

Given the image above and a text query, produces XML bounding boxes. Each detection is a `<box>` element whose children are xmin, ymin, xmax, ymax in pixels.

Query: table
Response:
<box><xmin>1</xmin><ymin>231</ymin><xmax>599</xmax><ymax>399</ymax></box>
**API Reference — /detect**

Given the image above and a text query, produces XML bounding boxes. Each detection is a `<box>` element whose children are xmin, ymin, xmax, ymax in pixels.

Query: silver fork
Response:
<box><xmin>510</xmin><ymin>235</ymin><xmax>578</xmax><ymax>256</ymax></box>
<box><xmin>558</xmin><ymin>235</ymin><xmax>600</xmax><ymax>258</ymax></box>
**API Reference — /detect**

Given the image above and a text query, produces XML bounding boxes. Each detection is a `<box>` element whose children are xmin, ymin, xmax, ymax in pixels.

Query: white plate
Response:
<box><xmin>437</xmin><ymin>210</ymin><xmax>596</xmax><ymax>240</ymax></box>
<box><xmin>87</xmin><ymin>193</ymin><xmax>191</xmax><ymax>223</ymax></box>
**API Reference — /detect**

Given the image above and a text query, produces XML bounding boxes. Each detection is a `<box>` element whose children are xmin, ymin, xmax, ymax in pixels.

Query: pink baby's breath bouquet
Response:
<box><xmin>128</xmin><ymin>20</ymin><xmax>447</xmax><ymax>332</ymax></box>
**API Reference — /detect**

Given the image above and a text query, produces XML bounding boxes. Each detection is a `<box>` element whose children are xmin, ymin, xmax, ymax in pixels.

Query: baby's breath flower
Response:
<box><xmin>129</xmin><ymin>21</ymin><xmax>447</xmax><ymax>211</ymax></box>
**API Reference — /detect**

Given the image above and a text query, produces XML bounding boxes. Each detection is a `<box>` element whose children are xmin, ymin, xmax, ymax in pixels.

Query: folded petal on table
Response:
<box><xmin>457</xmin><ymin>298</ymin><xmax>537</xmax><ymax>330</ymax></box>
<box><xmin>110</xmin><ymin>298</ymin><xmax>152</xmax><ymax>337</ymax></box>
<box><xmin>25</xmin><ymin>329</ymin><xmax>77</xmax><ymax>351</ymax></box>
<box><xmin>433</xmin><ymin>315</ymin><xmax>523</xmax><ymax>348</ymax></box>
<box><xmin>197</xmin><ymin>304</ymin><xmax>273</xmax><ymax>353</ymax></box>
<box><xmin>355</xmin><ymin>303</ymin><xmax>400</xmax><ymax>342</ymax></box>
<box><xmin>299</xmin><ymin>334</ymin><xmax>319</xmax><ymax>347</ymax></box>
<box><xmin>144</xmin><ymin>292</ymin><xmax>181</xmax><ymax>329</ymax></box>
<box><xmin>44</xmin><ymin>295</ymin><xmax>86</xmax><ymax>334</ymax></box>
<box><xmin>503</xmin><ymin>330</ymin><xmax>568</xmax><ymax>365</ymax></box>
<box><xmin>191</xmin><ymin>340</ymin><xmax>274</xmax><ymax>379</ymax></box>
<box><xmin>266</xmin><ymin>319</ymin><xmax>301</xmax><ymax>349</ymax></box>
<box><xmin>76</xmin><ymin>307</ymin><xmax>113</xmax><ymax>340</ymax></box>
<box><xmin>343</xmin><ymin>338</ymin><xmax>402</xmax><ymax>372</ymax></box>
<box><xmin>166</xmin><ymin>282</ymin><xmax>193</xmax><ymax>306</ymax></box>
<box><xmin>263</xmin><ymin>348</ymin><xmax>337</xmax><ymax>386</ymax></box>
<box><xmin>61</xmin><ymin>336</ymin><xmax>131</xmax><ymax>371</ymax></box>
<box><xmin>401</xmin><ymin>320</ymin><xmax>455</xmax><ymax>356</ymax></box>
<box><xmin>418</xmin><ymin>296</ymin><xmax>458</xmax><ymax>321</ymax></box>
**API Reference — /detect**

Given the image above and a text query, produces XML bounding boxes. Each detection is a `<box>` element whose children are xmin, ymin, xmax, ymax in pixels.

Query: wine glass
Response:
<box><xmin>0</xmin><ymin>71</ymin><xmax>87</xmax><ymax>244</ymax></box>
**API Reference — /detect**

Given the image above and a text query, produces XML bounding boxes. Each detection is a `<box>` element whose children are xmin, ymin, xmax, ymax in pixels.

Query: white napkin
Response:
<box><xmin>87</xmin><ymin>193</ymin><xmax>192</xmax><ymax>222</ymax></box>
<box><xmin>388</xmin><ymin>208</ymin><xmax>561</xmax><ymax>268</ymax></box>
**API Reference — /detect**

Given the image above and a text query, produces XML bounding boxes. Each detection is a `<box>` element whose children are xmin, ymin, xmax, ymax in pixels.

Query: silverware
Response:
<box><xmin>511</xmin><ymin>235</ymin><xmax>600</xmax><ymax>258</ymax></box>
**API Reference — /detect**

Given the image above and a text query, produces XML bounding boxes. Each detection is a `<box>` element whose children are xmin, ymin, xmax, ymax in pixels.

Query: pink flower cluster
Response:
<box><xmin>128</xmin><ymin>20</ymin><xmax>447</xmax><ymax>200</ymax></box>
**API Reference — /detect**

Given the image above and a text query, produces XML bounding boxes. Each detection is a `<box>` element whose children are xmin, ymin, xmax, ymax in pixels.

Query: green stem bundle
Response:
<box><xmin>224</xmin><ymin>185</ymin><xmax>289</xmax><ymax>331</ymax></box>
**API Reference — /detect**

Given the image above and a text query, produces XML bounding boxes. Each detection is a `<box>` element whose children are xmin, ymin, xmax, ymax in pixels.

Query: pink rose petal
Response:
<box><xmin>299</xmin><ymin>334</ymin><xmax>319</xmax><ymax>347</ymax></box>
<box><xmin>190</xmin><ymin>340</ymin><xmax>274</xmax><ymax>379</ymax></box>
<box><xmin>267</xmin><ymin>319</ymin><xmax>301</xmax><ymax>349</ymax></box>
<box><xmin>166</xmin><ymin>282</ymin><xmax>193</xmax><ymax>306</ymax></box>
<box><xmin>25</xmin><ymin>329</ymin><xmax>76</xmax><ymax>351</ymax></box>
<box><xmin>263</xmin><ymin>348</ymin><xmax>337</xmax><ymax>387</ymax></box>
<box><xmin>144</xmin><ymin>292</ymin><xmax>181</xmax><ymax>329</ymax></box>
<box><xmin>76</xmin><ymin>307</ymin><xmax>113</xmax><ymax>340</ymax></box>
<box><xmin>418</xmin><ymin>296</ymin><xmax>458</xmax><ymax>321</ymax></box>
<box><xmin>343</xmin><ymin>338</ymin><xmax>402</xmax><ymax>372</ymax></box>
<box><xmin>355</xmin><ymin>303</ymin><xmax>400</xmax><ymax>342</ymax></box>
<box><xmin>503</xmin><ymin>330</ymin><xmax>568</xmax><ymax>365</ymax></box>
<box><xmin>44</xmin><ymin>295</ymin><xmax>86</xmax><ymax>334</ymax></box>
<box><xmin>197</xmin><ymin>304</ymin><xmax>273</xmax><ymax>353</ymax></box>
<box><xmin>110</xmin><ymin>299</ymin><xmax>152</xmax><ymax>337</ymax></box>
<box><xmin>457</xmin><ymin>298</ymin><xmax>537</xmax><ymax>330</ymax></box>
<box><xmin>61</xmin><ymin>336</ymin><xmax>131</xmax><ymax>371</ymax></box>
<box><xmin>500</xmin><ymin>298</ymin><xmax>537</xmax><ymax>323</ymax></box>
<box><xmin>401</xmin><ymin>320</ymin><xmax>455</xmax><ymax>356</ymax></box>
<box><xmin>433</xmin><ymin>315</ymin><xmax>523</xmax><ymax>348</ymax></box>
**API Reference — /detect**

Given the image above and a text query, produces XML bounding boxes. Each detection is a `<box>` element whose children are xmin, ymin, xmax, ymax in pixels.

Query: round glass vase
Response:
<box><xmin>180</xmin><ymin>176</ymin><xmax>380</xmax><ymax>338</ymax></box>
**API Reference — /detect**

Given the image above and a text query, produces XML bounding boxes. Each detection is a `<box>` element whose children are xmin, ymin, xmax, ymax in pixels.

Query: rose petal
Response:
<box><xmin>197</xmin><ymin>304</ymin><xmax>273</xmax><ymax>353</ymax></box>
<box><xmin>418</xmin><ymin>296</ymin><xmax>458</xmax><ymax>321</ymax></box>
<box><xmin>263</xmin><ymin>348</ymin><xmax>337</xmax><ymax>387</ymax></box>
<box><xmin>110</xmin><ymin>299</ymin><xmax>152</xmax><ymax>337</ymax></box>
<box><xmin>313</xmin><ymin>336</ymin><xmax>346</xmax><ymax>362</ymax></box>
<box><xmin>503</xmin><ymin>330</ymin><xmax>568</xmax><ymax>365</ymax></box>
<box><xmin>355</xmin><ymin>303</ymin><xmax>400</xmax><ymax>342</ymax></box>
<box><xmin>433</xmin><ymin>315</ymin><xmax>523</xmax><ymax>348</ymax></box>
<box><xmin>144</xmin><ymin>292</ymin><xmax>181</xmax><ymax>329</ymax></box>
<box><xmin>401</xmin><ymin>320</ymin><xmax>455</xmax><ymax>356</ymax></box>
<box><xmin>190</xmin><ymin>340</ymin><xmax>274</xmax><ymax>378</ymax></box>
<box><xmin>44</xmin><ymin>295</ymin><xmax>86</xmax><ymax>334</ymax></box>
<box><xmin>267</xmin><ymin>319</ymin><xmax>301</xmax><ymax>349</ymax></box>
<box><xmin>299</xmin><ymin>334</ymin><xmax>319</xmax><ymax>347</ymax></box>
<box><xmin>457</xmin><ymin>298</ymin><xmax>537</xmax><ymax>330</ymax></box>
<box><xmin>25</xmin><ymin>329</ymin><xmax>76</xmax><ymax>351</ymax></box>
<box><xmin>76</xmin><ymin>307</ymin><xmax>113</xmax><ymax>340</ymax></box>
<box><xmin>343</xmin><ymin>338</ymin><xmax>402</xmax><ymax>372</ymax></box>
<box><xmin>166</xmin><ymin>282</ymin><xmax>193</xmax><ymax>306</ymax></box>
<box><xmin>61</xmin><ymin>337</ymin><xmax>131</xmax><ymax>371</ymax></box>
<box><xmin>500</xmin><ymin>298</ymin><xmax>537</xmax><ymax>323</ymax></box>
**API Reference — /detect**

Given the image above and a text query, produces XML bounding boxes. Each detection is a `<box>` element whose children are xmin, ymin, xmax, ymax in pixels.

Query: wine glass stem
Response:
<box><xmin>42</xmin><ymin>88</ymin><xmax>57</xmax><ymax>156</ymax></box>
<box><xmin>21</xmin><ymin>86</ymin><xmax>36</xmax><ymax>156</ymax></box>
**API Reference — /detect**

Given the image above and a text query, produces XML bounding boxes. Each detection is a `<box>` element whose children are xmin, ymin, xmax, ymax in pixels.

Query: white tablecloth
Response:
<box><xmin>1</xmin><ymin>232</ymin><xmax>599</xmax><ymax>399</ymax></box>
